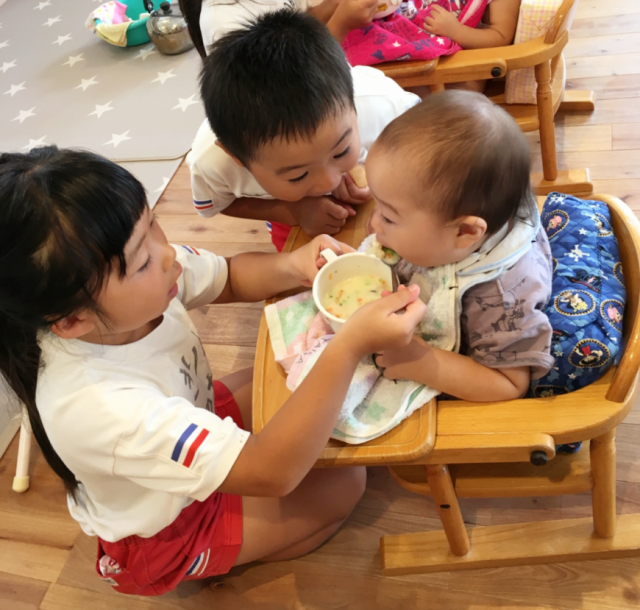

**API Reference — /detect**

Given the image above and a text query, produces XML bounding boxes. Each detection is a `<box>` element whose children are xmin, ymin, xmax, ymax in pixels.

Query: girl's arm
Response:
<box><xmin>376</xmin><ymin>336</ymin><xmax>530</xmax><ymax>401</ymax></box>
<box><xmin>212</xmin><ymin>235</ymin><xmax>355</xmax><ymax>304</ymax></box>
<box><xmin>217</xmin><ymin>287</ymin><xmax>428</xmax><ymax>496</ymax></box>
<box><xmin>424</xmin><ymin>0</ymin><xmax>521</xmax><ymax>49</ymax></box>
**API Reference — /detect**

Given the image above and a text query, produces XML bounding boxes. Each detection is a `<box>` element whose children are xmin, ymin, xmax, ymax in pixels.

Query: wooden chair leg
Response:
<box><xmin>430</xmin><ymin>83</ymin><xmax>445</xmax><ymax>93</ymax></box>
<box><xmin>591</xmin><ymin>429</ymin><xmax>617</xmax><ymax>538</ymax></box>
<box><xmin>12</xmin><ymin>421</ymin><xmax>32</xmax><ymax>493</ymax></box>
<box><xmin>425</xmin><ymin>464</ymin><xmax>469</xmax><ymax>556</ymax></box>
<box><xmin>535</xmin><ymin>60</ymin><xmax>558</xmax><ymax>182</ymax></box>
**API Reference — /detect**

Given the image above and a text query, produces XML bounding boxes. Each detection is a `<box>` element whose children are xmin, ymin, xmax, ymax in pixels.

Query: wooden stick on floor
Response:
<box><xmin>425</xmin><ymin>464</ymin><xmax>470</xmax><ymax>556</ymax></box>
<box><xmin>591</xmin><ymin>428</ymin><xmax>617</xmax><ymax>538</ymax></box>
<box><xmin>13</xmin><ymin>421</ymin><xmax>31</xmax><ymax>493</ymax></box>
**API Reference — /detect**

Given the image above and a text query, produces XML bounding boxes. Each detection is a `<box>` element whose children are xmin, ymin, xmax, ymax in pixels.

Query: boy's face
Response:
<box><xmin>366</xmin><ymin>146</ymin><xmax>486</xmax><ymax>268</ymax></box>
<box><xmin>246</xmin><ymin>108</ymin><xmax>361</xmax><ymax>201</ymax></box>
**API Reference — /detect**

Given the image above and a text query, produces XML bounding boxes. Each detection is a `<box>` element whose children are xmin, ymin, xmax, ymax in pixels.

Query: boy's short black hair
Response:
<box><xmin>200</xmin><ymin>9</ymin><xmax>355</xmax><ymax>166</ymax></box>
<box><xmin>373</xmin><ymin>90</ymin><xmax>535</xmax><ymax>235</ymax></box>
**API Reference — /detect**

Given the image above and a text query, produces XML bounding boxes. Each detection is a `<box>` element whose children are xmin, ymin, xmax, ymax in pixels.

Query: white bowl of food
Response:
<box><xmin>313</xmin><ymin>249</ymin><xmax>393</xmax><ymax>332</ymax></box>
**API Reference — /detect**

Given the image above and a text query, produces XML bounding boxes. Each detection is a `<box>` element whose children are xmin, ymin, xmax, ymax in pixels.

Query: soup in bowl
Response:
<box><xmin>313</xmin><ymin>249</ymin><xmax>393</xmax><ymax>332</ymax></box>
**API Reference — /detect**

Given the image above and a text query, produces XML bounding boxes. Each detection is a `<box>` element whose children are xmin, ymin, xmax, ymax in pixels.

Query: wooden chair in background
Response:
<box><xmin>254</xmin><ymin>193</ymin><xmax>640</xmax><ymax>574</ymax></box>
<box><xmin>376</xmin><ymin>0</ymin><xmax>595</xmax><ymax>197</ymax></box>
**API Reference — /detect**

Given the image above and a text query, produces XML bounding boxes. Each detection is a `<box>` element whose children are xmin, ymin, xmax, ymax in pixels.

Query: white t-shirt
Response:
<box><xmin>186</xmin><ymin>66</ymin><xmax>420</xmax><ymax>218</ymax></box>
<box><xmin>200</xmin><ymin>0</ymin><xmax>310</xmax><ymax>49</ymax></box>
<box><xmin>36</xmin><ymin>246</ymin><xmax>250</xmax><ymax>542</ymax></box>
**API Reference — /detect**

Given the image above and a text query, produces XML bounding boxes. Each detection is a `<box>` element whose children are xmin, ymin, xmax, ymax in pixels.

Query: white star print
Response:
<box><xmin>12</xmin><ymin>107</ymin><xmax>36</xmax><ymax>124</ymax></box>
<box><xmin>0</xmin><ymin>40</ymin><xmax>9</xmax><ymax>50</ymax></box>
<box><xmin>436</xmin><ymin>37</ymin><xmax>445</xmax><ymax>45</ymax></box>
<box><xmin>172</xmin><ymin>94</ymin><xmax>198</xmax><ymax>112</ymax></box>
<box><xmin>62</xmin><ymin>53</ymin><xmax>84</xmax><ymax>67</ymax></box>
<box><xmin>4</xmin><ymin>82</ymin><xmax>26</xmax><ymax>96</ymax></box>
<box><xmin>568</xmin><ymin>373</ymin><xmax>577</xmax><ymax>379</ymax></box>
<box><xmin>43</xmin><ymin>16</ymin><xmax>61</xmax><ymax>27</ymax></box>
<box><xmin>89</xmin><ymin>101</ymin><xmax>114</xmax><ymax>119</ymax></box>
<box><xmin>392</xmin><ymin>41</ymin><xmax>401</xmax><ymax>48</ymax></box>
<box><xmin>579</xmin><ymin>228</ymin><xmax>588</xmax><ymax>235</ymax></box>
<box><xmin>75</xmin><ymin>75</ymin><xmax>98</xmax><ymax>91</ymax></box>
<box><xmin>152</xmin><ymin>69</ymin><xmax>176</xmax><ymax>85</ymax></box>
<box><xmin>21</xmin><ymin>136</ymin><xmax>47</xmax><ymax>150</ymax></box>
<box><xmin>1</xmin><ymin>60</ymin><xmax>16</xmax><ymax>73</ymax></box>
<box><xmin>554</xmin><ymin>350</ymin><xmax>563</xmax><ymax>357</ymax></box>
<box><xmin>567</xmin><ymin>245</ymin><xmax>589</xmax><ymax>262</ymax></box>
<box><xmin>154</xmin><ymin>176</ymin><xmax>170</xmax><ymax>193</ymax></box>
<box><xmin>104</xmin><ymin>130</ymin><xmax>132</xmax><ymax>148</ymax></box>
<box><xmin>34</xmin><ymin>1</ymin><xmax>52</xmax><ymax>10</ymax></box>
<box><xmin>134</xmin><ymin>46</ymin><xmax>156</xmax><ymax>61</ymax></box>
<box><xmin>53</xmin><ymin>33</ymin><xmax>72</xmax><ymax>46</ymax></box>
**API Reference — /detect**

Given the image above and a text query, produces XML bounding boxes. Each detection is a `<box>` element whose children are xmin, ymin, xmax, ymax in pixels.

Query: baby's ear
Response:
<box><xmin>50</xmin><ymin>314</ymin><xmax>95</xmax><ymax>340</ymax></box>
<box><xmin>214</xmin><ymin>140</ymin><xmax>244</xmax><ymax>168</ymax></box>
<box><xmin>455</xmin><ymin>216</ymin><xmax>487</xmax><ymax>250</ymax></box>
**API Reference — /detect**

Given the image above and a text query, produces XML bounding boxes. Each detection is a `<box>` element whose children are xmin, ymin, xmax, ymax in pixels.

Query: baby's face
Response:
<box><xmin>366</xmin><ymin>148</ymin><xmax>466</xmax><ymax>269</ymax></box>
<box><xmin>247</xmin><ymin>108</ymin><xmax>361</xmax><ymax>202</ymax></box>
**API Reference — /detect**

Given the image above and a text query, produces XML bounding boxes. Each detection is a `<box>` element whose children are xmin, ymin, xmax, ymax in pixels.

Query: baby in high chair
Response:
<box><xmin>369</xmin><ymin>89</ymin><xmax>554</xmax><ymax>401</ymax></box>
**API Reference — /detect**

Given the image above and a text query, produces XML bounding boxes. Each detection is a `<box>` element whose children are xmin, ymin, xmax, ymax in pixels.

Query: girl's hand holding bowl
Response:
<box><xmin>288</xmin><ymin>235</ymin><xmax>356</xmax><ymax>288</ymax></box>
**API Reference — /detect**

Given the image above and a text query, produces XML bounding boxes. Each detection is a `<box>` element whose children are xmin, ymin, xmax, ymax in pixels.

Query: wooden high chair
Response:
<box><xmin>375</xmin><ymin>0</ymin><xmax>595</xmax><ymax>198</ymax></box>
<box><xmin>253</xmin><ymin>193</ymin><xmax>640</xmax><ymax>574</ymax></box>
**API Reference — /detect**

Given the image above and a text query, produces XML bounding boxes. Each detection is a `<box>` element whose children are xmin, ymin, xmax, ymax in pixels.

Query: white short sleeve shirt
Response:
<box><xmin>36</xmin><ymin>246</ymin><xmax>250</xmax><ymax>542</ymax></box>
<box><xmin>186</xmin><ymin>66</ymin><xmax>421</xmax><ymax>218</ymax></box>
<box><xmin>200</xmin><ymin>0</ymin><xmax>310</xmax><ymax>49</ymax></box>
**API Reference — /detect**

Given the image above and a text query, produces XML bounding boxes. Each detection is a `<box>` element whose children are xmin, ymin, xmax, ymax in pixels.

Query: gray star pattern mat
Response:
<box><xmin>0</xmin><ymin>0</ymin><xmax>206</xmax><ymax>206</ymax></box>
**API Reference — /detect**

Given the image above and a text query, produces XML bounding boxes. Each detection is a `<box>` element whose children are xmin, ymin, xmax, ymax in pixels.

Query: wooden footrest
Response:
<box><xmin>389</xmin><ymin>445</ymin><xmax>592</xmax><ymax>498</ymax></box>
<box><xmin>381</xmin><ymin>514</ymin><xmax>640</xmax><ymax>575</ymax></box>
<box><xmin>531</xmin><ymin>168</ymin><xmax>593</xmax><ymax>197</ymax></box>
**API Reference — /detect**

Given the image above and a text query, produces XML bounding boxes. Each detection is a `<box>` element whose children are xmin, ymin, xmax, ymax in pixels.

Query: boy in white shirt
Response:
<box><xmin>186</xmin><ymin>8</ymin><xmax>420</xmax><ymax>251</ymax></box>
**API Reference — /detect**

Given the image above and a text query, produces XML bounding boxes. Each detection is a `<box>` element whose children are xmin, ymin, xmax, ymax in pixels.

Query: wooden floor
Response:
<box><xmin>3</xmin><ymin>2</ymin><xmax>640</xmax><ymax>608</ymax></box>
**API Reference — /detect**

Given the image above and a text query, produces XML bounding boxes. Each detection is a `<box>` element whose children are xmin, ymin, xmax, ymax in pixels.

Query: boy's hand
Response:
<box><xmin>423</xmin><ymin>5</ymin><xmax>461</xmax><ymax>39</ymax></box>
<box><xmin>375</xmin><ymin>335</ymin><xmax>429</xmax><ymax>381</ymax></box>
<box><xmin>328</xmin><ymin>0</ymin><xmax>379</xmax><ymax>41</ymax></box>
<box><xmin>332</xmin><ymin>172</ymin><xmax>372</xmax><ymax>205</ymax></box>
<box><xmin>289</xmin><ymin>235</ymin><xmax>356</xmax><ymax>287</ymax></box>
<box><xmin>296</xmin><ymin>196</ymin><xmax>357</xmax><ymax>237</ymax></box>
<box><xmin>338</xmin><ymin>285</ymin><xmax>427</xmax><ymax>359</ymax></box>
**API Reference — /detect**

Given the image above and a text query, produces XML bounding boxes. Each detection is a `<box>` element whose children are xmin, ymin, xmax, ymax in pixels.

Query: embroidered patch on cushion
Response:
<box><xmin>529</xmin><ymin>193</ymin><xmax>626</xmax><ymax>398</ymax></box>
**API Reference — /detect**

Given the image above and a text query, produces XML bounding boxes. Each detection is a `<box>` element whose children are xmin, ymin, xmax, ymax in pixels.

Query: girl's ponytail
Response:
<box><xmin>0</xmin><ymin>146</ymin><xmax>146</xmax><ymax>500</ymax></box>
<box><xmin>179</xmin><ymin>0</ymin><xmax>206</xmax><ymax>58</ymax></box>
<box><xmin>0</xmin><ymin>318</ymin><xmax>79</xmax><ymax>498</ymax></box>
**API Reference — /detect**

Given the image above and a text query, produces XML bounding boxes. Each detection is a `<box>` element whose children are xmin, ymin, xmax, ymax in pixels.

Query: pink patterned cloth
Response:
<box><xmin>342</xmin><ymin>0</ymin><xmax>488</xmax><ymax>67</ymax></box>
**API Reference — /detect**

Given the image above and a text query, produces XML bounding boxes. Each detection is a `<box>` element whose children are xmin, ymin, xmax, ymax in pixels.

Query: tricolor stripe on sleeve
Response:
<box><xmin>180</xmin><ymin>245</ymin><xmax>200</xmax><ymax>255</ymax></box>
<box><xmin>193</xmin><ymin>198</ymin><xmax>214</xmax><ymax>211</ymax></box>
<box><xmin>171</xmin><ymin>423</ymin><xmax>210</xmax><ymax>468</ymax></box>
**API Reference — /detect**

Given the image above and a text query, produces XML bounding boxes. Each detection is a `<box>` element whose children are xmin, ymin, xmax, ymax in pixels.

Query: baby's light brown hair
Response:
<box><xmin>372</xmin><ymin>90</ymin><xmax>535</xmax><ymax>235</ymax></box>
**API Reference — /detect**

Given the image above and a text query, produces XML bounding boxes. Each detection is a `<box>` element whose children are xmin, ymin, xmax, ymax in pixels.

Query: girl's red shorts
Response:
<box><xmin>95</xmin><ymin>381</ymin><xmax>244</xmax><ymax>596</ymax></box>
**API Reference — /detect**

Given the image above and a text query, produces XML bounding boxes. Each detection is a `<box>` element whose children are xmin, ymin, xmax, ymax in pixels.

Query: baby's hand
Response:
<box><xmin>289</xmin><ymin>235</ymin><xmax>355</xmax><ymax>287</ymax></box>
<box><xmin>375</xmin><ymin>335</ymin><xmax>429</xmax><ymax>381</ymax></box>
<box><xmin>338</xmin><ymin>285</ymin><xmax>427</xmax><ymax>358</ymax></box>
<box><xmin>296</xmin><ymin>195</ymin><xmax>356</xmax><ymax>237</ymax></box>
<box><xmin>332</xmin><ymin>171</ymin><xmax>371</xmax><ymax>205</ymax></box>
<box><xmin>423</xmin><ymin>5</ymin><xmax>460</xmax><ymax>40</ymax></box>
<box><xmin>328</xmin><ymin>0</ymin><xmax>379</xmax><ymax>40</ymax></box>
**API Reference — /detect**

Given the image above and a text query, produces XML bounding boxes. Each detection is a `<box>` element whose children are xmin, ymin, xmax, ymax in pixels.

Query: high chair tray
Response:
<box><xmin>252</xmin><ymin>203</ymin><xmax>436</xmax><ymax>467</ymax></box>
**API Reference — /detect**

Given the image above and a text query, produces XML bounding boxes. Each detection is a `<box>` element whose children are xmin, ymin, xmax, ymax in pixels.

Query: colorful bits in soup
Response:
<box><xmin>323</xmin><ymin>274</ymin><xmax>388</xmax><ymax>319</ymax></box>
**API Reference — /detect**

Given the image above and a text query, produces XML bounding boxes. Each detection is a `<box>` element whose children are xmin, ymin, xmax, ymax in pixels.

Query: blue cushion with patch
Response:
<box><xmin>529</xmin><ymin>192</ymin><xmax>626</xmax><ymax>398</ymax></box>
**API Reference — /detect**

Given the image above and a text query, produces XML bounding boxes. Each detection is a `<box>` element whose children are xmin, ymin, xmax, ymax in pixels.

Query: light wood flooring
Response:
<box><xmin>3</xmin><ymin>1</ymin><xmax>640</xmax><ymax>608</ymax></box>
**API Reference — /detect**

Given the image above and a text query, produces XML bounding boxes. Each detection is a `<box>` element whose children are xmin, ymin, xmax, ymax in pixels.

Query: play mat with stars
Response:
<box><xmin>0</xmin><ymin>0</ymin><xmax>206</xmax><ymax>205</ymax></box>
